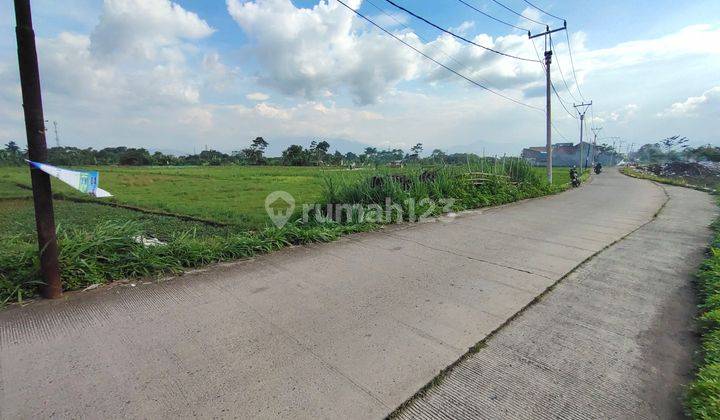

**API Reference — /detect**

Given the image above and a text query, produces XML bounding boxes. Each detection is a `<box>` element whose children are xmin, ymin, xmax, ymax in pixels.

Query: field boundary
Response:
<box><xmin>13</xmin><ymin>182</ymin><xmax>231</xmax><ymax>227</ymax></box>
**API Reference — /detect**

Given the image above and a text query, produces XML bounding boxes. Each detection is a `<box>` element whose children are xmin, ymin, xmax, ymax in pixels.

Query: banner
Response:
<box><xmin>26</xmin><ymin>160</ymin><xmax>113</xmax><ymax>198</ymax></box>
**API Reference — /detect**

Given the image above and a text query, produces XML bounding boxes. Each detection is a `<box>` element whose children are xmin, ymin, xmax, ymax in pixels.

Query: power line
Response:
<box><xmin>522</xmin><ymin>0</ymin><xmax>565</xmax><ymax>21</ymax></box>
<box><xmin>335</xmin><ymin>0</ymin><xmax>543</xmax><ymax>111</ymax></box>
<box><xmin>365</xmin><ymin>0</ymin><xmax>480</xmax><ymax>77</ymax></box>
<box><xmin>453</xmin><ymin>0</ymin><xmax>529</xmax><ymax>32</ymax></box>
<box><xmin>549</xmin><ymin>34</ymin><xmax>578</xmax><ymax>103</ymax></box>
<box><xmin>488</xmin><ymin>0</ymin><xmax>546</xmax><ymax>26</ymax></box>
<box><xmin>551</xmin><ymin>121</ymin><xmax>572</xmax><ymax>143</ymax></box>
<box><xmin>383</xmin><ymin>0</ymin><xmax>539</xmax><ymax>62</ymax></box>
<box><xmin>564</xmin><ymin>27</ymin><xmax>584</xmax><ymax>101</ymax></box>
<box><xmin>529</xmin><ymin>36</ymin><xmax>577</xmax><ymax>119</ymax></box>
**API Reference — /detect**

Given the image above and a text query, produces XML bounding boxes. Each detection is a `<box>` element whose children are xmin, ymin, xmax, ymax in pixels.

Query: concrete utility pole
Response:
<box><xmin>53</xmin><ymin>120</ymin><xmax>60</xmax><ymax>147</ymax></box>
<box><xmin>14</xmin><ymin>0</ymin><xmax>62</xmax><ymax>298</ymax></box>
<box><xmin>529</xmin><ymin>22</ymin><xmax>567</xmax><ymax>184</ymax></box>
<box><xmin>591</xmin><ymin>126</ymin><xmax>602</xmax><ymax>167</ymax></box>
<box><xmin>573</xmin><ymin>101</ymin><xmax>592</xmax><ymax>171</ymax></box>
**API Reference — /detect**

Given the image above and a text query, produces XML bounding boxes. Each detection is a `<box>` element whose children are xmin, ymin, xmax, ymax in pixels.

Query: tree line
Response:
<box><xmin>632</xmin><ymin>136</ymin><xmax>720</xmax><ymax>164</ymax></box>
<box><xmin>0</xmin><ymin>138</ymin><xmax>484</xmax><ymax>167</ymax></box>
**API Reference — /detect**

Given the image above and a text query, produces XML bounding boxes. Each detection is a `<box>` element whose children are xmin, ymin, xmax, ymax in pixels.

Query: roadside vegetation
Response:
<box><xmin>686</xmin><ymin>213</ymin><xmax>720</xmax><ymax>419</ymax></box>
<box><xmin>621</xmin><ymin>165</ymin><xmax>718</xmax><ymax>192</ymax></box>
<box><xmin>0</xmin><ymin>159</ymin><xmax>578</xmax><ymax>305</ymax></box>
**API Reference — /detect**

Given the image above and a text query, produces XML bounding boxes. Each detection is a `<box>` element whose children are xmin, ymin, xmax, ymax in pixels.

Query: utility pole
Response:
<box><xmin>591</xmin><ymin>126</ymin><xmax>602</xmax><ymax>167</ymax></box>
<box><xmin>529</xmin><ymin>22</ymin><xmax>567</xmax><ymax>184</ymax></box>
<box><xmin>14</xmin><ymin>0</ymin><xmax>62</xmax><ymax>298</ymax></box>
<box><xmin>573</xmin><ymin>101</ymin><xmax>592</xmax><ymax>171</ymax></box>
<box><xmin>53</xmin><ymin>120</ymin><xmax>60</xmax><ymax>147</ymax></box>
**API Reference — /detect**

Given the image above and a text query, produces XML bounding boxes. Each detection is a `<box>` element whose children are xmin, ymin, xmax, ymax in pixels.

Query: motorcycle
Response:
<box><xmin>569</xmin><ymin>167</ymin><xmax>581</xmax><ymax>187</ymax></box>
<box><xmin>594</xmin><ymin>162</ymin><xmax>603</xmax><ymax>174</ymax></box>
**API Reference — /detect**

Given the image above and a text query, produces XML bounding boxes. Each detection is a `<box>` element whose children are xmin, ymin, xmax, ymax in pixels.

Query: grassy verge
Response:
<box><xmin>686</xmin><ymin>215</ymin><xmax>720</xmax><ymax>419</ymax></box>
<box><xmin>0</xmin><ymin>218</ymin><xmax>376</xmax><ymax>305</ymax></box>
<box><xmin>621</xmin><ymin>166</ymin><xmax>715</xmax><ymax>193</ymax></box>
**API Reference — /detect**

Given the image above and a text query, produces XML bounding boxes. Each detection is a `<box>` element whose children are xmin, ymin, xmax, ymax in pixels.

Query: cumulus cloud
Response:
<box><xmin>225</xmin><ymin>0</ymin><xmax>563</xmax><ymax>105</ymax></box>
<box><xmin>90</xmin><ymin>0</ymin><xmax>214</xmax><ymax>60</ymax></box>
<box><xmin>226</xmin><ymin>0</ymin><xmax>419</xmax><ymax>105</ymax></box>
<box><xmin>246</xmin><ymin>92</ymin><xmax>270</xmax><ymax>101</ymax></box>
<box><xmin>659</xmin><ymin>87</ymin><xmax>720</xmax><ymax>117</ymax></box>
<box><xmin>35</xmin><ymin>0</ymin><xmax>216</xmax><ymax>107</ymax></box>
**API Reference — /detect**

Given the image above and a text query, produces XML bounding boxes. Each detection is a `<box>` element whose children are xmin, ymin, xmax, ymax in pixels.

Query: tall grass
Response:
<box><xmin>686</xmin><ymin>217</ymin><xmax>720</xmax><ymax>419</ymax></box>
<box><xmin>319</xmin><ymin>159</ymin><xmax>558</xmax><ymax>222</ymax></box>
<box><xmin>0</xmin><ymin>220</ymin><xmax>375</xmax><ymax>305</ymax></box>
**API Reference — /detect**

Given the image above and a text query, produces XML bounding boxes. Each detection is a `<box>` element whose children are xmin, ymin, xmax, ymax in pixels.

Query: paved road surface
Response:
<box><xmin>0</xmin><ymin>171</ymin><xmax>683</xmax><ymax>418</ymax></box>
<box><xmin>395</xmin><ymin>183</ymin><xmax>716</xmax><ymax>419</ymax></box>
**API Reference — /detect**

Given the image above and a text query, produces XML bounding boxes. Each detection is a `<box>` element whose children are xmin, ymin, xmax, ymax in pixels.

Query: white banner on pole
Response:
<box><xmin>26</xmin><ymin>160</ymin><xmax>113</xmax><ymax>198</ymax></box>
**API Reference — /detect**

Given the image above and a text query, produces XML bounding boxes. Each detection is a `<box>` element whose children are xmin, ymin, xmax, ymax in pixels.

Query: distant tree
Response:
<box><xmin>5</xmin><ymin>141</ymin><xmax>20</xmax><ymax>155</ymax></box>
<box><xmin>241</xmin><ymin>137</ymin><xmax>269</xmax><ymax>165</ymax></box>
<box><xmin>688</xmin><ymin>145</ymin><xmax>720</xmax><ymax>162</ymax></box>
<box><xmin>430</xmin><ymin>149</ymin><xmax>447</xmax><ymax>162</ymax></box>
<box><xmin>282</xmin><ymin>144</ymin><xmax>307</xmax><ymax>166</ymax></box>
<box><xmin>635</xmin><ymin>143</ymin><xmax>665</xmax><ymax>163</ymax></box>
<box><xmin>119</xmin><ymin>148</ymin><xmax>152</xmax><ymax>166</ymax></box>
<box><xmin>410</xmin><ymin>143</ymin><xmax>423</xmax><ymax>156</ymax></box>
<box><xmin>252</xmin><ymin>136</ymin><xmax>269</xmax><ymax>151</ymax></box>
<box><xmin>332</xmin><ymin>150</ymin><xmax>343</xmax><ymax>165</ymax></box>
<box><xmin>661</xmin><ymin>136</ymin><xmax>689</xmax><ymax>153</ymax></box>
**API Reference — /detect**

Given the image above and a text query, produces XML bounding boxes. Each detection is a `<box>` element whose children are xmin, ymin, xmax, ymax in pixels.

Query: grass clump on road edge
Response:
<box><xmin>0</xmin><ymin>220</ymin><xmax>376</xmax><ymax>305</ymax></box>
<box><xmin>686</xmin><ymin>216</ymin><xmax>720</xmax><ymax>419</ymax></box>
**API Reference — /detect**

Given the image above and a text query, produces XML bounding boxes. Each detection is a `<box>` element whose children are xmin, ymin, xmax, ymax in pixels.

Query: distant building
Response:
<box><xmin>522</xmin><ymin>142</ymin><xmax>615</xmax><ymax>167</ymax></box>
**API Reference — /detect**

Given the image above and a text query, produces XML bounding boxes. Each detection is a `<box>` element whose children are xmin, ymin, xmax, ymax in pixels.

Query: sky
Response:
<box><xmin>0</xmin><ymin>0</ymin><xmax>718</xmax><ymax>156</ymax></box>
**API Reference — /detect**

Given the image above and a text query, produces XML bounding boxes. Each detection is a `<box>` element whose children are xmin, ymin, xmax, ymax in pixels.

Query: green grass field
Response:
<box><xmin>1</xmin><ymin>165</ymin><xmax>573</xmax><ymax>229</ymax></box>
<box><xmin>1</xmin><ymin>165</ymin><xmax>346</xmax><ymax>228</ymax></box>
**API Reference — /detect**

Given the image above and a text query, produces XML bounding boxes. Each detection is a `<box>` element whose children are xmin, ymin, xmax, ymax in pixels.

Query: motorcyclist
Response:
<box><xmin>594</xmin><ymin>162</ymin><xmax>602</xmax><ymax>174</ymax></box>
<box><xmin>569</xmin><ymin>166</ymin><xmax>581</xmax><ymax>187</ymax></box>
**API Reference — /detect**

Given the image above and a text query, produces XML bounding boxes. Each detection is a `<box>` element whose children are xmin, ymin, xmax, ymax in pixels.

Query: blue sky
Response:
<box><xmin>0</xmin><ymin>0</ymin><xmax>718</xmax><ymax>156</ymax></box>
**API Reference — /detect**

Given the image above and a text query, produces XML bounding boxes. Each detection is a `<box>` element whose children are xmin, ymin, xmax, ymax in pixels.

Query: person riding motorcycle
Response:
<box><xmin>569</xmin><ymin>166</ymin><xmax>581</xmax><ymax>187</ymax></box>
<box><xmin>594</xmin><ymin>162</ymin><xmax>603</xmax><ymax>174</ymax></box>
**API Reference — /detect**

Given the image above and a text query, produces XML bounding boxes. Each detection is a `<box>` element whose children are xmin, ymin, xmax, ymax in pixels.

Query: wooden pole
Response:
<box><xmin>15</xmin><ymin>0</ymin><xmax>62</xmax><ymax>299</ymax></box>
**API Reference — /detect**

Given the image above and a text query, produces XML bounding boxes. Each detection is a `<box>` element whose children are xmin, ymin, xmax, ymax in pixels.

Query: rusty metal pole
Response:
<box><xmin>14</xmin><ymin>0</ymin><xmax>62</xmax><ymax>299</ymax></box>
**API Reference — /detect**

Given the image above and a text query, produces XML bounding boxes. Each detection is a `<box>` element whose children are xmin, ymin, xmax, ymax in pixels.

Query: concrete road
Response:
<box><xmin>395</xmin><ymin>184</ymin><xmax>716</xmax><ymax>419</ymax></box>
<box><xmin>0</xmin><ymin>171</ymin><xmax>672</xmax><ymax>419</ymax></box>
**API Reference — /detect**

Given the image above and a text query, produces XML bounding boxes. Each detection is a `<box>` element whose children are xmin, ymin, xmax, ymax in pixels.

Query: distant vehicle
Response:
<box><xmin>570</xmin><ymin>166</ymin><xmax>581</xmax><ymax>187</ymax></box>
<box><xmin>594</xmin><ymin>162</ymin><xmax>603</xmax><ymax>174</ymax></box>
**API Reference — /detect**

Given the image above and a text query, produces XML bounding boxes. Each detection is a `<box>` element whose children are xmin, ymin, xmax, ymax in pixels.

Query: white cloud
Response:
<box><xmin>449</xmin><ymin>21</ymin><xmax>475</xmax><ymax>36</ymax></box>
<box><xmin>246</xmin><ymin>92</ymin><xmax>270</xmax><ymax>101</ymax></box>
<box><xmin>226</xmin><ymin>0</ymin><xmax>420</xmax><ymax>104</ymax></box>
<box><xmin>226</xmin><ymin>0</ymin><xmax>557</xmax><ymax>105</ymax></box>
<box><xmin>579</xmin><ymin>25</ymin><xmax>720</xmax><ymax>72</ymax></box>
<box><xmin>90</xmin><ymin>0</ymin><xmax>214</xmax><ymax>61</ymax></box>
<box><xmin>659</xmin><ymin>87</ymin><xmax>720</xmax><ymax>117</ymax></box>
